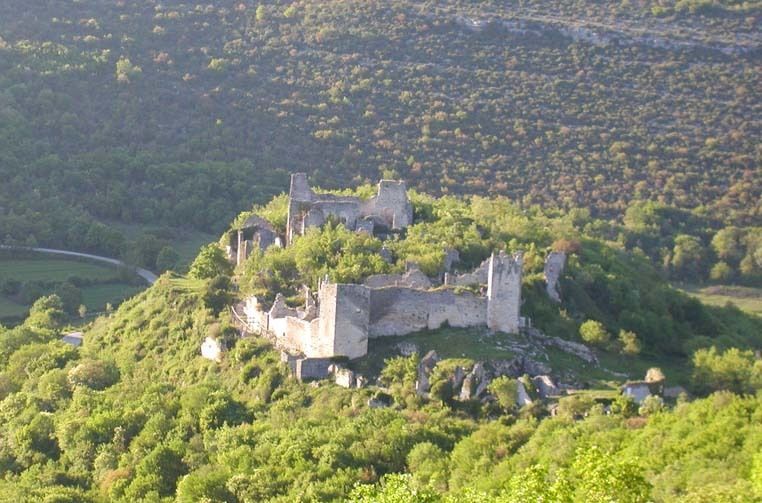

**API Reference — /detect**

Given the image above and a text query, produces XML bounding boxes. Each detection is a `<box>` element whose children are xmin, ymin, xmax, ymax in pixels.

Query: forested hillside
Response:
<box><xmin>1</xmin><ymin>188</ymin><xmax>761</xmax><ymax>501</ymax></box>
<box><xmin>0</xmin><ymin>0</ymin><xmax>760</xmax><ymax>266</ymax></box>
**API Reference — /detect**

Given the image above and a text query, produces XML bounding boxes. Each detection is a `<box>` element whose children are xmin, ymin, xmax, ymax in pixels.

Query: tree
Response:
<box><xmin>54</xmin><ymin>281</ymin><xmax>82</xmax><ymax>315</ymax></box>
<box><xmin>638</xmin><ymin>395</ymin><xmax>664</xmax><ymax>416</ymax></box>
<box><xmin>407</xmin><ymin>442</ymin><xmax>449</xmax><ymax>492</ymax></box>
<box><xmin>350</xmin><ymin>474</ymin><xmax>439</xmax><ymax>503</ymax></box>
<box><xmin>672</xmin><ymin>234</ymin><xmax>706</xmax><ymax>279</ymax></box>
<box><xmin>25</xmin><ymin>295</ymin><xmax>67</xmax><ymax>330</ymax></box>
<box><xmin>176</xmin><ymin>466</ymin><xmax>234</xmax><ymax>503</ymax></box>
<box><xmin>692</xmin><ymin>347</ymin><xmax>761</xmax><ymax>395</ymax></box>
<box><xmin>579</xmin><ymin>320</ymin><xmax>610</xmax><ymax>347</ymax></box>
<box><xmin>618</xmin><ymin>330</ymin><xmax>641</xmax><ymax>355</ymax></box>
<box><xmin>67</xmin><ymin>359</ymin><xmax>119</xmax><ymax>390</ymax></box>
<box><xmin>709</xmin><ymin>261</ymin><xmax>733</xmax><ymax>282</ymax></box>
<box><xmin>572</xmin><ymin>446</ymin><xmax>651</xmax><ymax>503</ymax></box>
<box><xmin>189</xmin><ymin>244</ymin><xmax>233</xmax><ymax>280</ymax></box>
<box><xmin>488</xmin><ymin>376</ymin><xmax>519</xmax><ymax>411</ymax></box>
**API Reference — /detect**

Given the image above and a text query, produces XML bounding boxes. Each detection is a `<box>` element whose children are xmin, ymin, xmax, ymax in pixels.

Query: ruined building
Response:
<box><xmin>242</xmin><ymin>251</ymin><xmax>523</xmax><ymax>361</ymax></box>
<box><xmin>286</xmin><ymin>173</ymin><xmax>413</xmax><ymax>244</ymax></box>
<box><xmin>227</xmin><ymin>214</ymin><xmax>278</xmax><ymax>267</ymax></box>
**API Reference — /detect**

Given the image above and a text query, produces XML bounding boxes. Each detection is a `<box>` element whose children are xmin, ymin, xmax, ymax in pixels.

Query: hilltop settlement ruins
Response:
<box><xmin>205</xmin><ymin>174</ymin><xmax>643</xmax><ymax>403</ymax></box>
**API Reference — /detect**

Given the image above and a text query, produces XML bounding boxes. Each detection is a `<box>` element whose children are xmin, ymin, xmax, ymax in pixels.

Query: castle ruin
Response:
<box><xmin>286</xmin><ymin>173</ymin><xmax>413</xmax><ymax>244</ymax></box>
<box><xmin>221</xmin><ymin>173</ymin><xmax>526</xmax><ymax>376</ymax></box>
<box><xmin>242</xmin><ymin>251</ymin><xmax>523</xmax><ymax>361</ymax></box>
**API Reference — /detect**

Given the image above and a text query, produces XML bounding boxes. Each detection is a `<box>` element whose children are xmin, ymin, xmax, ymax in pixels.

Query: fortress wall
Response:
<box><xmin>428</xmin><ymin>292</ymin><xmax>487</xmax><ymax>329</ymax></box>
<box><xmin>368</xmin><ymin>287</ymin><xmax>488</xmax><ymax>337</ymax></box>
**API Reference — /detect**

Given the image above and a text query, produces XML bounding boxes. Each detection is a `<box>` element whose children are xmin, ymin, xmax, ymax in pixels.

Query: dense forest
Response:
<box><xmin>0</xmin><ymin>0</ymin><xmax>759</xmax><ymax>280</ymax></box>
<box><xmin>1</xmin><ymin>190</ymin><xmax>760</xmax><ymax>502</ymax></box>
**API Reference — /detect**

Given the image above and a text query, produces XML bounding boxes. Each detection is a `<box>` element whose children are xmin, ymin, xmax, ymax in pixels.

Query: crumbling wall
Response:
<box><xmin>445</xmin><ymin>256</ymin><xmax>490</xmax><ymax>286</ymax></box>
<box><xmin>372</xmin><ymin>180</ymin><xmax>413</xmax><ymax>229</ymax></box>
<box><xmin>364</xmin><ymin>265</ymin><xmax>432</xmax><ymax>289</ymax></box>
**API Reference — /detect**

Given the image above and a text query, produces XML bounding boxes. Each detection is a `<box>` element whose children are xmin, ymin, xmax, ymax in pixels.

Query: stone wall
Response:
<box><xmin>444</xmin><ymin>256</ymin><xmax>490</xmax><ymax>286</ymax></box>
<box><xmin>319</xmin><ymin>283</ymin><xmax>370</xmax><ymax>359</ymax></box>
<box><xmin>368</xmin><ymin>287</ymin><xmax>487</xmax><ymax>337</ymax></box>
<box><xmin>240</xmin><ymin>249</ymin><xmax>523</xmax><ymax>363</ymax></box>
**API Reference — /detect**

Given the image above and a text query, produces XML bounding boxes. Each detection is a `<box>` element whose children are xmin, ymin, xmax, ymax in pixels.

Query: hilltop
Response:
<box><xmin>0</xmin><ymin>185</ymin><xmax>761</xmax><ymax>501</ymax></box>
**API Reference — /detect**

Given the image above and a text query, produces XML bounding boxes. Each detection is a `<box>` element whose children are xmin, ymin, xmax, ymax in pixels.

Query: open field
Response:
<box><xmin>677</xmin><ymin>284</ymin><xmax>762</xmax><ymax>318</ymax></box>
<box><xmin>80</xmin><ymin>284</ymin><xmax>145</xmax><ymax>312</ymax></box>
<box><xmin>0</xmin><ymin>258</ymin><xmax>120</xmax><ymax>282</ymax></box>
<box><xmin>0</xmin><ymin>255</ymin><xmax>147</xmax><ymax>324</ymax></box>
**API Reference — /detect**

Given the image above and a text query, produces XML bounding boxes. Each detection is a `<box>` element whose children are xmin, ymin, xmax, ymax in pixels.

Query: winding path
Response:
<box><xmin>0</xmin><ymin>245</ymin><xmax>158</xmax><ymax>285</ymax></box>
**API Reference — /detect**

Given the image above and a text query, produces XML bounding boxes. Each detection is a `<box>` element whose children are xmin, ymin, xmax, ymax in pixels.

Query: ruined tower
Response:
<box><xmin>486</xmin><ymin>251</ymin><xmax>523</xmax><ymax>334</ymax></box>
<box><xmin>374</xmin><ymin>180</ymin><xmax>413</xmax><ymax>229</ymax></box>
<box><xmin>286</xmin><ymin>173</ymin><xmax>313</xmax><ymax>245</ymax></box>
<box><xmin>316</xmin><ymin>282</ymin><xmax>370</xmax><ymax>359</ymax></box>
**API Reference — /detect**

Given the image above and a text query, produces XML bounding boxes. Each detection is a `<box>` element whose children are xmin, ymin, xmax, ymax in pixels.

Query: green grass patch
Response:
<box><xmin>81</xmin><ymin>284</ymin><xmax>145</xmax><ymax>312</ymax></box>
<box><xmin>0</xmin><ymin>258</ymin><xmax>119</xmax><ymax>282</ymax></box>
<box><xmin>677</xmin><ymin>284</ymin><xmax>762</xmax><ymax>317</ymax></box>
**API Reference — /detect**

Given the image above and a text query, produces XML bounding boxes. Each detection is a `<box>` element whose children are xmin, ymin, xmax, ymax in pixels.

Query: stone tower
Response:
<box><xmin>316</xmin><ymin>282</ymin><xmax>370</xmax><ymax>359</ymax></box>
<box><xmin>486</xmin><ymin>251</ymin><xmax>523</xmax><ymax>334</ymax></box>
<box><xmin>375</xmin><ymin>180</ymin><xmax>413</xmax><ymax>229</ymax></box>
<box><xmin>286</xmin><ymin>173</ymin><xmax>312</xmax><ymax>245</ymax></box>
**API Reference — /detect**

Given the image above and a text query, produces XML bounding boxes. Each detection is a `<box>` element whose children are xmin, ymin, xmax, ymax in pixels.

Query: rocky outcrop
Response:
<box><xmin>516</xmin><ymin>381</ymin><xmax>533</xmax><ymax>406</ymax></box>
<box><xmin>525</xmin><ymin>327</ymin><xmax>598</xmax><ymax>364</ymax></box>
<box><xmin>544</xmin><ymin>252</ymin><xmax>566</xmax><ymax>303</ymax></box>
<box><xmin>415</xmin><ymin>350</ymin><xmax>440</xmax><ymax>396</ymax></box>
<box><xmin>532</xmin><ymin>375</ymin><xmax>560</xmax><ymax>398</ymax></box>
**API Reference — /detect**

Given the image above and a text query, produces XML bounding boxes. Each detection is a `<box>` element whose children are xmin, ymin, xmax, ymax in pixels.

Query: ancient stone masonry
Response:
<box><xmin>544</xmin><ymin>251</ymin><xmax>566</xmax><ymax>303</ymax></box>
<box><xmin>487</xmin><ymin>252</ymin><xmax>523</xmax><ymax>334</ymax></box>
<box><xmin>227</xmin><ymin>215</ymin><xmax>278</xmax><ymax>267</ymax></box>
<box><xmin>242</xmin><ymin>250</ymin><xmax>524</xmax><ymax>363</ymax></box>
<box><xmin>286</xmin><ymin>173</ymin><xmax>413</xmax><ymax>245</ymax></box>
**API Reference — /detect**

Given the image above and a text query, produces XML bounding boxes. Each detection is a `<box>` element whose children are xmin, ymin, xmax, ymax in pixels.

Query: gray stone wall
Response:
<box><xmin>373</xmin><ymin>180</ymin><xmax>413</xmax><ymax>229</ymax></box>
<box><xmin>368</xmin><ymin>287</ymin><xmax>488</xmax><ymax>337</ymax></box>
